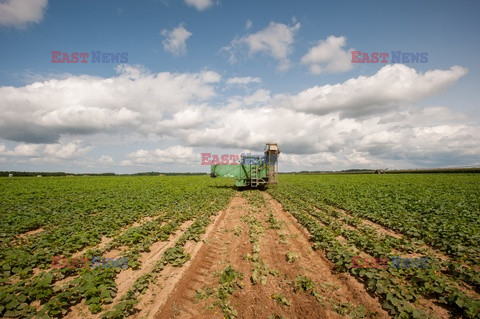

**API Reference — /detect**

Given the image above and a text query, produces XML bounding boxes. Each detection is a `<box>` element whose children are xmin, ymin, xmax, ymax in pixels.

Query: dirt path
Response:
<box><xmin>151</xmin><ymin>192</ymin><xmax>389</xmax><ymax>319</ymax></box>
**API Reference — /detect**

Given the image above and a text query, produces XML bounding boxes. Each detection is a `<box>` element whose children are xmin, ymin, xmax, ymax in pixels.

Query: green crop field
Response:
<box><xmin>0</xmin><ymin>174</ymin><xmax>479</xmax><ymax>318</ymax></box>
<box><xmin>268</xmin><ymin>174</ymin><xmax>480</xmax><ymax>318</ymax></box>
<box><xmin>0</xmin><ymin>176</ymin><xmax>235</xmax><ymax>318</ymax></box>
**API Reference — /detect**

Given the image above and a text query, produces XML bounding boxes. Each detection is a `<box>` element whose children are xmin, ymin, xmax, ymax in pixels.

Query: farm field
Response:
<box><xmin>0</xmin><ymin>174</ymin><xmax>479</xmax><ymax>318</ymax></box>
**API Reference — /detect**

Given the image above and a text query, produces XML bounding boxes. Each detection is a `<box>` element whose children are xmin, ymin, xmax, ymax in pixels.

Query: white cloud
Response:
<box><xmin>283</xmin><ymin>64</ymin><xmax>468</xmax><ymax>118</ymax></box>
<box><xmin>0</xmin><ymin>0</ymin><xmax>47</xmax><ymax>28</ymax></box>
<box><xmin>0</xmin><ymin>140</ymin><xmax>91</xmax><ymax>161</ymax></box>
<box><xmin>184</xmin><ymin>0</ymin><xmax>214</xmax><ymax>11</ymax></box>
<box><xmin>282</xmin><ymin>152</ymin><xmax>340</xmax><ymax>168</ymax></box>
<box><xmin>99</xmin><ymin>155</ymin><xmax>114</xmax><ymax>164</ymax></box>
<box><xmin>157</xmin><ymin>107</ymin><xmax>205</xmax><ymax>129</ymax></box>
<box><xmin>346</xmin><ymin>150</ymin><xmax>374</xmax><ymax>165</ymax></box>
<box><xmin>0</xmin><ymin>65</ymin><xmax>220</xmax><ymax>143</ymax></box>
<box><xmin>0</xmin><ymin>143</ymin><xmax>40</xmax><ymax>156</ymax></box>
<box><xmin>15</xmin><ymin>143</ymin><xmax>41</xmax><ymax>156</ymax></box>
<box><xmin>222</xmin><ymin>21</ymin><xmax>301</xmax><ymax>71</ymax></box>
<box><xmin>245</xmin><ymin>19</ymin><xmax>252</xmax><ymax>30</ymax></box>
<box><xmin>199</xmin><ymin>70</ymin><xmax>221</xmax><ymax>83</ymax></box>
<box><xmin>161</xmin><ymin>23</ymin><xmax>192</xmax><ymax>56</ymax></box>
<box><xmin>356</xmin><ymin>121</ymin><xmax>480</xmax><ymax>166</ymax></box>
<box><xmin>181</xmin><ymin>104</ymin><xmax>480</xmax><ymax>169</ymax></box>
<box><xmin>44</xmin><ymin>141</ymin><xmax>91</xmax><ymax>159</ymax></box>
<box><xmin>223</xmin><ymin>89</ymin><xmax>271</xmax><ymax>109</ymax></box>
<box><xmin>123</xmin><ymin>145</ymin><xmax>199</xmax><ymax>166</ymax></box>
<box><xmin>301</xmin><ymin>36</ymin><xmax>353</xmax><ymax>74</ymax></box>
<box><xmin>1</xmin><ymin>64</ymin><xmax>477</xmax><ymax>171</ymax></box>
<box><xmin>226</xmin><ymin>76</ymin><xmax>261</xmax><ymax>85</ymax></box>
<box><xmin>243</xmin><ymin>89</ymin><xmax>270</xmax><ymax>105</ymax></box>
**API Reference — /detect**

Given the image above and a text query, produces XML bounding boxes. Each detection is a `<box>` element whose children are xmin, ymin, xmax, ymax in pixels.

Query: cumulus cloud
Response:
<box><xmin>184</xmin><ymin>0</ymin><xmax>214</xmax><ymax>11</ymax></box>
<box><xmin>0</xmin><ymin>140</ymin><xmax>91</xmax><ymax>161</ymax></box>
<box><xmin>156</xmin><ymin>107</ymin><xmax>206</xmax><ymax>130</ymax></box>
<box><xmin>182</xmin><ymin>106</ymin><xmax>353</xmax><ymax>155</ymax></box>
<box><xmin>283</xmin><ymin>64</ymin><xmax>468</xmax><ymax>118</ymax></box>
<box><xmin>161</xmin><ymin>23</ymin><xmax>192</xmax><ymax>56</ymax></box>
<box><xmin>356</xmin><ymin>122</ymin><xmax>480</xmax><ymax>166</ymax></box>
<box><xmin>301</xmin><ymin>36</ymin><xmax>353</xmax><ymax>74</ymax></box>
<box><xmin>44</xmin><ymin>141</ymin><xmax>91</xmax><ymax>159</ymax></box>
<box><xmin>0</xmin><ymin>0</ymin><xmax>48</xmax><ymax>28</ymax></box>
<box><xmin>180</xmin><ymin>104</ymin><xmax>480</xmax><ymax>169</ymax></box>
<box><xmin>226</xmin><ymin>76</ymin><xmax>261</xmax><ymax>85</ymax></box>
<box><xmin>1</xmin><ymin>143</ymin><xmax>41</xmax><ymax>156</ymax></box>
<box><xmin>243</xmin><ymin>89</ymin><xmax>270</xmax><ymax>105</ymax></box>
<box><xmin>0</xmin><ymin>65</ymin><xmax>220</xmax><ymax>143</ymax></box>
<box><xmin>222</xmin><ymin>89</ymin><xmax>271</xmax><ymax>110</ymax></box>
<box><xmin>99</xmin><ymin>155</ymin><xmax>114</xmax><ymax>164</ymax></box>
<box><xmin>222</xmin><ymin>21</ymin><xmax>301</xmax><ymax>71</ymax></box>
<box><xmin>122</xmin><ymin>145</ymin><xmax>199</xmax><ymax>166</ymax></box>
<box><xmin>1</xmin><ymin>64</ymin><xmax>477</xmax><ymax>171</ymax></box>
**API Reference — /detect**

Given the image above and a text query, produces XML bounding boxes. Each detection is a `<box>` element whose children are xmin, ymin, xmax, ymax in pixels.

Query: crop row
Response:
<box><xmin>0</xmin><ymin>176</ymin><xmax>235</xmax><ymax>318</ymax></box>
<box><xmin>268</xmin><ymin>176</ymin><xmax>480</xmax><ymax>319</ymax></box>
<box><xmin>274</xmin><ymin>174</ymin><xmax>480</xmax><ymax>266</ymax></box>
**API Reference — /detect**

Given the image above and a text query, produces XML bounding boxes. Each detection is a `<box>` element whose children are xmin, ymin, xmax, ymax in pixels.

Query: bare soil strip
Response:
<box><xmin>72</xmin><ymin>214</ymin><xmax>165</xmax><ymax>259</ymax></box>
<box><xmin>332</xmin><ymin>207</ymin><xmax>403</xmax><ymax>240</ymax></box>
<box><xmin>109</xmin><ymin>220</ymin><xmax>195</xmax><ymax>308</ymax></box>
<box><xmin>48</xmin><ymin>215</ymin><xmax>168</xmax><ymax>289</ymax></box>
<box><xmin>132</xmin><ymin>203</ymin><xmax>234</xmax><ymax>319</ymax></box>
<box><xmin>17</xmin><ymin>227</ymin><xmax>45</xmax><ymax>238</ymax></box>
<box><xmin>64</xmin><ymin>219</ymin><xmax>195</xmax><ymax>319</ymax></box>
<box><xmin>262</xmin><ymin>192</ymin><xmax>389</xmax><ymax>318</ymax></box>
<box><xmin>53</xmin><ymin>191</ymin><xmax>467</xmax><ymax>319</ymax></box>
<box><xmin>330</xmin><ymin>203</ymin><xmax>480</xmax><ymax>302</ymax></box>
<box><xmin>71</xmin><ymin>236</ymin><xmax>113</xmax><ymax>259</ymax></box>
<box><xmin>150</xmin><ymin>193</ymin><xmax>389</xmax><ymax>319</ymax></box>
<box><xmin>26</xmin><ymin>215</ymin><xmax>168</xmax><ymax>289</ymax></box>
<box><xmin>282</xmin><ymin>197</ymin><xmax>452</xmax><ymax>319</ymax></box>
<box><xmin>327</xmin><ymin>204</ymin><xmax>456</xmax><ymax>264</ymax></box>
<box><xmin>50</xmin><ymin>216</ymin><xmax>170</xmax><ymax>292</ymax></box>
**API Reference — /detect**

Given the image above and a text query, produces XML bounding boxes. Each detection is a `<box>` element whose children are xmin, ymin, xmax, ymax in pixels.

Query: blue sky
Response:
<box><xmin>0</xmin><ymin>0</ymin><xmax>479</xmax><ymax>173</ymax></box>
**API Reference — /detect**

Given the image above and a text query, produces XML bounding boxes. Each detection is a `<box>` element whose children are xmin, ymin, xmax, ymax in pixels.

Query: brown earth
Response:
<box><xmin>147</xmin><ymin>192</ymin><xmax>390</xmax><ymax>319</ymax></box>
<box><xmin>33</xmin><ymin>190</ymin><xmax>461</xmax><ymax>319</ymax></box>
<box><xmin>17</xmin><ymin>227</ymin><xmax>44</xmax><ymax>238</ymax></box>
<box><xmin>64</xmin><ymin>220</ymin><xmax>195</xmax><ymax>319</ymax></box>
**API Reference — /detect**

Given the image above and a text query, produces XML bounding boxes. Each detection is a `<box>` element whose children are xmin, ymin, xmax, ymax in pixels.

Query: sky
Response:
<box><xmin>0</xmin><ymin>0</ymin><xmax>479</xmax><ymax>173</ymax></box>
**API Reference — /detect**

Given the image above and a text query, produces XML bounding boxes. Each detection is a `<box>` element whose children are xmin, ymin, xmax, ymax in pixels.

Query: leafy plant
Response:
<box><xmin>271</xmin><ymin>293</ymin><xmax>290</xmax><ymax>306</ymax></box>
<box><xmin>285</xmin><ymin>251</ymin><xmax>299</xmax><ymax>263</ymax></box>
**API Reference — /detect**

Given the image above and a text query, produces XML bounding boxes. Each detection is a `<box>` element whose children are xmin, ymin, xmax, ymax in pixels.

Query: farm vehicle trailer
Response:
<box><xmin>210</xmin><ymin>143</ymin><xmax>280</xmax><ymax>188</ymax></box>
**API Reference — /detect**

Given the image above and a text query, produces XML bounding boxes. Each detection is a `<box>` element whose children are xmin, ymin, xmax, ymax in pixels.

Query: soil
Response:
<box><xmin>60</xmin><ymin>191</ymin><xmax>455</xmax><ymax>319</ymax></box>
<box><xmin>147</xmin><ymin>192</ymin><xmax>390</xmax><ymax>319</ymax></box>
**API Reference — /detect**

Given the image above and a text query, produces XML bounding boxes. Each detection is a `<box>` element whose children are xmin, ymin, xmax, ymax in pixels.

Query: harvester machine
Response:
<box><xmin>210</xmin><ymin>143</ymin><xmax>280</xmax><ymax>188</ymax></box>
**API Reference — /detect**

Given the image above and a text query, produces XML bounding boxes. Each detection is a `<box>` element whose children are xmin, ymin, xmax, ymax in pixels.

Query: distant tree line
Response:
<box><xmin>1</xmin><ymin>171</ymin><xmax>116</xmax><ymax>177</ymax></box>
<box><xmin>1</xmin><ymin>171</ymin><xmax>207</xmax><ymax>177</ymax></box>
<box><xmin>3</xmin><ymin>167</ymin><xmax>479</xmax><ymax>177</ymax></box>
<box><xmin>280</xmin><ymin>167</ymin><xmax>480</xmax><ymax>174</ymax></box>
<box><xmin>129</xmin><ymin>172</ymin><xmax>206</xmax><ymax>176</ymax></box>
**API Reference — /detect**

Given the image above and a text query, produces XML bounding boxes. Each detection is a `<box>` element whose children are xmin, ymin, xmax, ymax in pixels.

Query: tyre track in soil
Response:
<box><xmin>259</xmin><ymin>192</ymin><xmax>389</xmax><ymax>318</ymax></box>
<box><xmin>152</xmin><ymin>192</ymin><xmax>389</xmax><ymax>319</ymax></box>
<box><xmin>151</xmin><ymin>196</ymin><xmax>250</xmax><ymax>319</ymax></box>
<box><xmin>132</xmin><ymin>201</ymin><xmax>237</xmax><ymax>319</ymax></box>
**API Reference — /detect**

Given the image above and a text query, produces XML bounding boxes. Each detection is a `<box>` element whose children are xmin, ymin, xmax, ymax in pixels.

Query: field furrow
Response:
<box><xmin>1</xmin><ymin>174</ymin><xmax>479</xmax><ymax>319</ymax></box>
